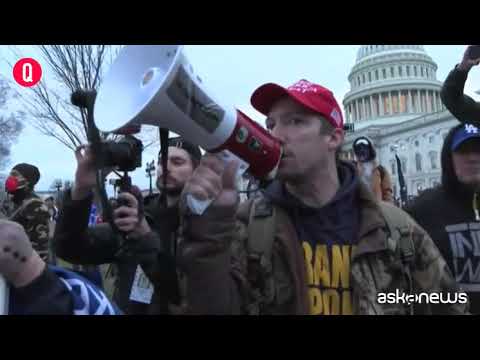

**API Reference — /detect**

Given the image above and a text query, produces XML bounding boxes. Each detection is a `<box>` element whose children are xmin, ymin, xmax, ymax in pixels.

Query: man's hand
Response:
<box><xmin>182</xmin><ymin>153</ymin><xmax>239</xmax><ymax>215</ymax></box>
<box><xmin>177</xmin><ymin>154</ymin><xmax>240</xmax><ymax>264</ymax></box>
<box><xmin>458</xmin><ymin>45</ymin><xmax>480</xmax><ymax>72</ymax></box>
<box><xmin>113</xmin><ymin>191</ymin><xmax>151</xmax><ymax>237</ymax></box>
<box><xmin>0</xmin><ymin>220</ymin><xmax>45</xmax><ymax>288</ymax></box>
<box><xmin>71</xmin><ymin>145</ymin><xmax>97</xmax><ymax>200</ymax></box>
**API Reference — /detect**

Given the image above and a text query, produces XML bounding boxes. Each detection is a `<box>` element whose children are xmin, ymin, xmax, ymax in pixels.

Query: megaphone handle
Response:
<box><xmin>0</xmin><ymin>275</ymin><xmax>9</xmax><ymax>315</ymax></box>
<box><xmin>185</xmin><ymin>150</ymin><xmax>249</xmax><ymax>216</ymax></box>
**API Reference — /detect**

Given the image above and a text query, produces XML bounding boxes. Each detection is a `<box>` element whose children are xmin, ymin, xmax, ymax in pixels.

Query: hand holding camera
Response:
<box><xmin>459</xmin><ymin>45</ymin><xmax>480</xmax><ymax>72</ymax></box>
<box><xmin>72</xmin><ymin>145</ymin><xmax>97</xmax><ymax>200</ymax></box>
<box><xmin>113</xmin><ymin>188</ymin><xmax>151</xmax><ymax>237</ymax></box>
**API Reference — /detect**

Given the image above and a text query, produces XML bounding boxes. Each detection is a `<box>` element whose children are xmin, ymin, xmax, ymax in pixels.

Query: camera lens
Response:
<box><xmin>101</xmin><ymin>136</ymin><xmax>143</xmax><ymax>172</ymax></box>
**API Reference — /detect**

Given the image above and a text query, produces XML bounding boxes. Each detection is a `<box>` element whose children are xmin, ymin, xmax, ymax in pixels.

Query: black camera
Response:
<box><xmin>71</xmin><ymin>89</ymin><xmax>145</xmax><ymax>235</ymax></box>
<box><xmin>344</xmin><ymin>123</ymin><xmax>355</xmax><ymax>133</ymax></box>
<box><xmin>100</xmin><ymin>135</ymin><xmax>143</xmax><ymax>172</ymax></box>
<box><xmin>71</xmin><ymin>90</ymin><xmax>144</xmax><ymax>172</ymax></box>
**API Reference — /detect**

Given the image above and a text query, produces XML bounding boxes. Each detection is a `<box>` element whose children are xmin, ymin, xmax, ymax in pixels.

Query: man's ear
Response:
<box><xmin>327</xmin><ymin>128</ymin><xmax>344</xmax><ymax>152</ymax></box>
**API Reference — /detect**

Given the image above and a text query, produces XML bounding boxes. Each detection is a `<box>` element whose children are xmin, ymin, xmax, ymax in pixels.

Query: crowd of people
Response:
<box><xmin>1</xmin><ymin>45</ymin><xmax>480</xmax><ymax>315</ymax></box>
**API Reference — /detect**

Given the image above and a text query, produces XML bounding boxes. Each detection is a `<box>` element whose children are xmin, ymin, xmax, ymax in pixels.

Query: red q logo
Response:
<box><xmin>13</xmin><ymin>58</ymin><xmax>42</xmax><ymax>87</ymax></box>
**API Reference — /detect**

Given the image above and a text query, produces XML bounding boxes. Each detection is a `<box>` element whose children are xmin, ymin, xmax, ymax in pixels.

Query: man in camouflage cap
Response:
<box><xmin>54</xmin><ymin>137</ymin><xmax>202</xmax><ymax>314</ymax></box>
<box><xmin>5</xmin><ymin>163</ymin><xmax>50</xmax><ymax>262</ymax></box>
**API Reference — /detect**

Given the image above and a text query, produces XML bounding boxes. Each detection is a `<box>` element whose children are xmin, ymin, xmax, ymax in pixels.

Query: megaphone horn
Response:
<box><xmin>94</xmin><ymin>45</ymin><xmax>282</xmax><ymax>180</ymax></box>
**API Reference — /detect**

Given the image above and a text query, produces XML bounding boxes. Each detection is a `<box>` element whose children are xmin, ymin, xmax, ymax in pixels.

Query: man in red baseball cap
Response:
<box><xmin>251</xmin><ymin>79</ymin><xmax>344</xmax><ymax>128</ymax></box>
<box><xmin>250</xmin><ymin>79</ymin><xmax>344</xmax><ymax>185</ymax></box>
<box><xmin>178</xmin><ymin>79</ymin><xmax>467</xmax><ymax>315</ymax></box>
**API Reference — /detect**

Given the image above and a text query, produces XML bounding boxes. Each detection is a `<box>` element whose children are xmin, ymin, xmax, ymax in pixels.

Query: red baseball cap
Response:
<box><xmin>251</xmin><ymin>79</ymin><xmax>344</xmax><ymax>129</ymax></box>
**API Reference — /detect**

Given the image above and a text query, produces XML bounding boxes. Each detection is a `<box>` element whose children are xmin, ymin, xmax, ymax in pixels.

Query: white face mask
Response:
<box><xmin>359</xmin><ymin>161</ymin><xmax>376</xmax><ymax>187</ymax></box>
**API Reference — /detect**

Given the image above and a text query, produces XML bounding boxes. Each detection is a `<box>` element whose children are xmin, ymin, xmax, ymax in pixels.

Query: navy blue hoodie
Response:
<box><xmin>263</xmin><ymin>161</ymin><xmax>361</xmax><ymax>315</ymax></box>
<box><xmin>407</xmin><ymin>123</ymin><xmax>480</xmax><ymax>314</ymax></box>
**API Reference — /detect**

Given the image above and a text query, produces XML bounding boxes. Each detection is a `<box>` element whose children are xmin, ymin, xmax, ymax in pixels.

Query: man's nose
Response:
<box><xmin>271</xmin><ymin>126</ymin><xmax>287</xmax><ymax>144</ymax></box>
<box><xmin>466</xmin><ymin>152</ymin><xmax>480</xmax><ymax>162</ymax></box>
<box><xmin>158</xmin><ymin>162</ymin><xmax>172</xmax><ymax>174</ymax></box>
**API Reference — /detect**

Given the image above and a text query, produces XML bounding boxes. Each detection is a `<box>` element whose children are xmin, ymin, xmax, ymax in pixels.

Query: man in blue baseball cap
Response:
<box><xmin>407</xmin><ymin>122</ymin><xmax>480</xmax><ymax>313</ymax></box>
<box><xmin>451</xmin><ymin>123</ymin><xmax>480</xmax><ymax>152</ymax></box>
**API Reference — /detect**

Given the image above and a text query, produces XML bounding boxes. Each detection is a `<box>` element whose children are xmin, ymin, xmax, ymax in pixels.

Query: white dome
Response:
<box><xmin>356</xmin><ymin>45</ymin><xmax>426</xmax><ymax>63</ymax></box>
<box><xmin>343</xmin><ymin>45</ymin><xmax>443</xmax><ymax>128</ymax></box>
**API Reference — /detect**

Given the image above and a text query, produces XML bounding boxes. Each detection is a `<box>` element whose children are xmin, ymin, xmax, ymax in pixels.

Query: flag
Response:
<box><xmin>52</xmin><ymin>266</ymin><xmax>122</xmax><ymax>315</ymax></box>
<box><xmin>396</xmin><ymin>154</ymin><xmax>408</xmax><ymax>207</ymax></box>
<box><xmin>88</xmin><ymin>204</ymin><xmax>97</xmax><ymax>227</ymax></box>
<box><xmin>8</xmin><ymin>266</ymin><xmax>122</xmax><ymax>315</ymax></box>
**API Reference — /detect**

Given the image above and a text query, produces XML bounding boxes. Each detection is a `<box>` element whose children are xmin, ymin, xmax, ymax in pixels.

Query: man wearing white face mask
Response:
<box><xmin>353</xmin><ymin>136</ymin><xmax>393</xmax><ymax>203</ymax></box>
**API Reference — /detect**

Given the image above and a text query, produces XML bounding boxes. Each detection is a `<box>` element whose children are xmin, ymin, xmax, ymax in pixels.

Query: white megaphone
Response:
<box><xmin>0</xmin><ymin>275</ymin><xmax>8</xmax><ymax>315</ymax></box>
<box><xmin>94</xmin><ymin>45</ymin><xmax>282</xmax><ymax>214</ymax></box>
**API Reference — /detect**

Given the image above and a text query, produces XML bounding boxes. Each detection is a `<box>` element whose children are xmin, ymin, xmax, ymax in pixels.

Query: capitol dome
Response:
<box><xmin>356</xmin><ymin>45</ymin><xmax>426</xmax><ymax>62</ymax></box>
<box><xmin>343</xmin><ymin>45</ymin><xmax>444</xmax><ymax>129</ymax></box>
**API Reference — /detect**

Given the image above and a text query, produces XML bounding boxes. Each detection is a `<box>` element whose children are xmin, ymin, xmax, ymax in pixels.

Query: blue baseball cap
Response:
<box><xmin>451</xmin><ymin>123</ymin><xmax>480</xmax><ymax>151</ymax></box>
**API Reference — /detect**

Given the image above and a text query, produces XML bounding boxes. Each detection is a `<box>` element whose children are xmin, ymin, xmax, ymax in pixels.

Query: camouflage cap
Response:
<box><xmin>11</xmin><ymin>163</ymin><xmax>41</xmax><ymax>188</ymax></box>
<box><xmin>158</xmin><ymin>137</ymin><xmax>202</xmax><ymax>165</ymax></box>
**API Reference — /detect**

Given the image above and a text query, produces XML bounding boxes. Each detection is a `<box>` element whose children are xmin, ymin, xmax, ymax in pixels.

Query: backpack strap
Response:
<box><xmin>8</xmin><ymin>198</ymin><xmax>45</xmax><ymax>222</ymax></box>
<box><xmin>379</xmin><ymin>203</ymin><xmax>415</xmax><ymax>315</ymax></box>
<box><xmin>245</xmin><ymin>197</ymin><xmax>277</xmax><ymax>315</ymax></box>
<box><xmin>377</xmin><ymin>165</ymin><xmax>394</xmax><ymax>202</ymax></box>
<box><xmin>377</xmin><ymin>164</ymin><xmax>385</xmax><ymax>182</ymax></box>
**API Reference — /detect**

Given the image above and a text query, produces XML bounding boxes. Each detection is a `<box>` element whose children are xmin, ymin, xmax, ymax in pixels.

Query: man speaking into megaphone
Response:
<box><xmin>173</xmin><ymin>78</ymin><xmax>466</xmax><ymax>315</ymax></box>
<box><xmin>88</xmin><ymin>46</ymin><xmax>467</xmax><ymax>315</ymax></box>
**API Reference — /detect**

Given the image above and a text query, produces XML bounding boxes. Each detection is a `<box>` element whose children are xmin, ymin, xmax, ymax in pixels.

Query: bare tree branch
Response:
<box><xmin>2</xmin><ymin>45</ymin><xmax>159</xmax><ymax>157</ymax></box>
<box><xmin>2</xmin><ymin>46</ymin><xmax>120</xmax><ymax>149</ymax></box>
<box><xmin>0</xmin><ymin>78</ymin><xmax>24</xmax><ymax>170</ymax></box>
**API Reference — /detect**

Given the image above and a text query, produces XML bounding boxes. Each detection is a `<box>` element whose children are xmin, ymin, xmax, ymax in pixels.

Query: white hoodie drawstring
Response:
<box><xmin>473</xmin><ymin>193</ymin><xmax>480</xmax><ymax>221</ymax></box>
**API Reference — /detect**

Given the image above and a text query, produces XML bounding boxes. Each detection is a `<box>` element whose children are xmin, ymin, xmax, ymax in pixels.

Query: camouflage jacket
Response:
<box><xmin>177</xmin><ymin>182</ymin><xmax>469</xmax><ymax>315</ymax></box>
<box><xmin>9</xmin><ymin>193</ymin><xmax>50</xmax><ymax>262</ymax></box>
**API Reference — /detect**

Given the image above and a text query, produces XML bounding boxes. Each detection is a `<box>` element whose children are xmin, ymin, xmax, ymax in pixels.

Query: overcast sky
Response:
<box><xmin>1</xmin><ymin>45</ymin><xmax>479</xmax><ymax>194</ymax></box>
